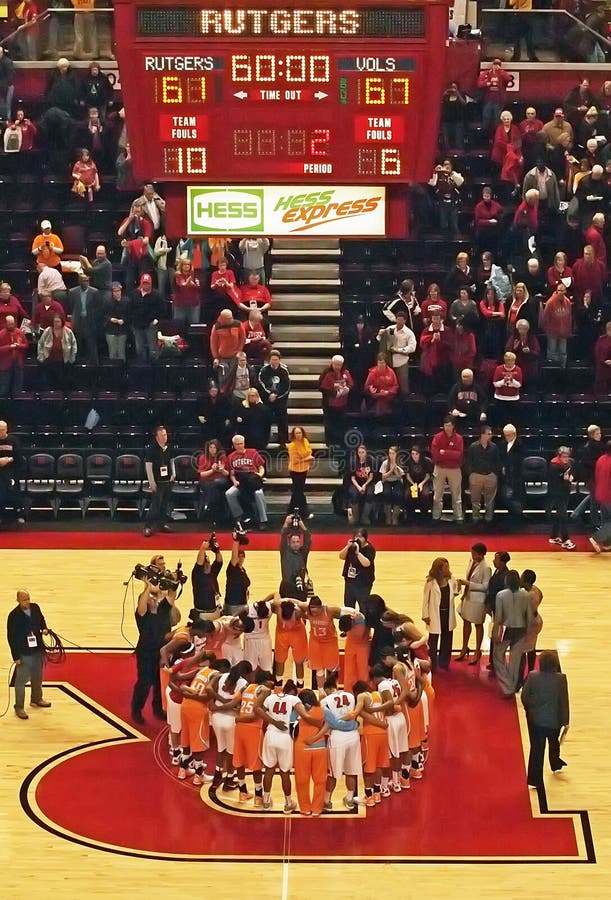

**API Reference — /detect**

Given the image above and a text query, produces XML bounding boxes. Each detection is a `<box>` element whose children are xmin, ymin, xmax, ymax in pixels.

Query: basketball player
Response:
<box><xmin>319</xmin><ymin>675</ymin><xmax>362</xmax><ymax>811</ymax></box>
<box><xmin>273</xmin><ymin>586</ymin><xmax>309</xmax><ymax>687</ymax></box>
<box><xmin>338</xmin><ymin>608</ymin><xmax>371</xmax><ymax>691</ymax></box>
<box><xmin>160</xmin><ymin>619</ymin><xmax>210</xmax><ymax>668</ymax></box>
<box><xmin>173</xmin><ymin>657</ymin><xmax>229</xmax><ymax>785</ymax></box>
<box><xmin>242</xmin><ymin>596</ymin><xmax>274</xmax><ymax>672</ymax></box>
<box><xmin>210</xmin><ymin>660</ymin><xmax>253</xmax><ymax>791</ymax></box>
<box><xmin>382</xmin><ymin>647</ymin><xmax>426</xmax><ymax>781</ymax></box>
<box><xmin>352</xmin><ymin>680</ymin><xmax>393</xmax><ymax>806</ymax></box>
<box><xmin>233</xmin><ymin>669</ymin><xmax>274</xmax><ymax>805</ymax></box>
<box><xmin>296</xmin><ymin>595</ymin><xmax>342</xmax><ymax>689</ymax></box>
<box><xmin>372</xmin><ymin>662</ymin><xmax>415</xmax><ymax>791</ymax></box>
<box><xmin>165</xmin><ymin>646</ymin><xmax>213</xmax><ymax>766</ymax></box>
<box><xmin>293</xmin><ymin>689</ymin><xmax>327</xmax><ymax>816</ymax></box>
<box><xmin>381</xmin><ymin>610</ymin><xmax>430</xmax><ymax>659</ymax></box>
<box><xmin>198</xmin><ymin>614</ymin><xmax>250</xmax><ymax>663</ymax></box>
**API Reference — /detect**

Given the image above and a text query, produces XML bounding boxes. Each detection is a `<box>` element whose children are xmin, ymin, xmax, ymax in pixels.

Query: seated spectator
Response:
<box><xmin>491</xmin><ymin>110</ymin><xmax>520</xmax><ymax>169</ymax></box>
<box><xmin>318</xmin><ymin>354</ymin><xmax>354</xmax><ymax>447</ymax></box>
<box><xmin>448</xmin><ymin>288</ymin><xmax>479</xmax><ymax>330</ymax></box>
<box><xmin>172</xmin><ymin>258</ymin><xmax>201</xmax><ymax>327</ymax></box>
<box><xmin>420</xmin><ymin>311</ymin><xmax>453</xmax><ymax>391</ymax></box>
<box><xmin>479</xmin><ymin>285</ymin><xmax>506</xmax><ymax>360</ymax></box>
<box><xmin>238</xmin><ymin>238</ymin><xmax>270</xmax><ymax>284</ymax></box>
<box><xmin>36</xmin><ymin>261</ymin><xmax>67</xmax><ymax>306</ymax></box>
<box><xmin>45</xmin><ymin>57</ymin><xmax>81</xmax><ymax>115</ymax></box>
<box><xmin>225</xmin><ymin>434</ymin><xmax>268</xmax><ymax>529</ymax></box>
<box><xmin>130</xmin><ymin>273</ymin><xmax>164</xmax><ymax>363</ymax></box>
<box><xmin>238</xmin><ymin>270</ymin><xmax>272</xmax><ymax>319</ymax></box>
<box><xmin>258</xmin><ymin>350</ymin><xmax>291</xmax><ymax>445</ymax></box>
<box><xmin>227</xmin><ymin>350</ymin><xmax>258</xmax><ymax>407</ymax></box>
<box><xmin>444</xmin><ymin>252</ymin><xmax>476</xmax><ymax>300</ymax></box>
<box><xmin>421</xmin><ymin>283</ymin><xmax>447</xmax><ymax>326</ymax></box>
<box><xmin>572</xmin><ymin>244</ymin><xmax>607</xmax><ymax>304</ymax></box>
<box><xmin>364</xmin><ymin>353</ymin><xmax>399</xmax><ymax>416</ymax></box>
<box><xmin>518</xmin><ymin>107</ymin><xmax>544</xmax><ymax>171</ymax></box>
<box><xmin>71</xmin><ymin>147</ymin><xmax>100</xmax><ymax>202</ymax></box>
<box><xmin>378</xmin><ymin>446</ymin><xmax>405</xmax><ymax>526</ymax></box>
<box><xmin>0</xmin><ymin>284</ymin><xmax>27</xmax><ymax>330</ymax></box>
<box><xmin>210</xmin><ymin>309</ymin><xmax>245</xmax><ymax>393</ymax></box>
<box><xmin>540</xmin><ymin>109</ymin><xmax>573</xmax><ymax>151</ymax></box>
<box><xmin>382</xmin><ymin>278</ymin><xmax>421</xmax><ymax>331</ymax></box>
<box><xmin>523</xmin><ymin>161</ymin><xmax>560</xmax><ymax>213</ymax></box>
<box><xmin>31</xmin><ymin>220</ymin><xmax>63</xmax><ymax>270</ymax></box>
<box><xmin>0</xmin><ymin>315</ymin><xmax>28</xmax><ymax>398</ymax></box>
<box><xmin>9</xmin><ymin>108</ymin><xmax>37</xmax><ymax>151</ymax></box>
<box><xmin>404</xmin><ymin>445</ymin><xmax>433</xmax><ymax>516</ymax></box>
<box><xmin>211</xmin><ymin>257</ymin><xmax>241</xmax><ymax>309</ymax></box>
<box><xmin>233</xmin><ymin>388</ymin><xmax>271</xmax><ymax>452</ymax></box>
<box><xmin>547</xmin><ymin>447</ymin><xmax>576</xmax><ymax>550</ymax></box>
<box><xmin>197</xmin><ymin>380</ymin><xmax>232</xmax><ymax>444</ymax></box>
<box><xmin>440</xmin><ymin>81</ymin><xmax>467</xmax><ymax>150</ymax></box>
<box><xmin>542</xmin><ymin>283</ymin><xmax>572</xmax><ymax>367</ymax></box>
<box><xmin>37</xmin><ymin>314</ymin><xmax>77</xmax><ymax>389</ymax></box>
<box><xmin>584</xmin><ymin>213</ymin><xmax>607</xmax><ymax>267</ymax></box>
<box><xmin>429</xmin><ymin>159</ymin><xmax>464</xmax><ymax>236</ymax></box>
<box><xmin>474</xmin><ymin>186</ymin><xmax>504</xmax><ymax>251</ymax></box>
<box><xmin>547</xmin><ymin>251</ymin><xmax>573</xmax><ymax>294</ymax></box>
<box><xmin>493</xmin><ymin>351</ymin><xmax>523</xmax><ymax>406</ymax></box>
<box><xmin>448</xmin><ymin>368</ymin><xmax>488</xmax><ymax>422</ymax></box>
<box><xmin>346</xmin><ymin>444</ymin><xmax>375</xmax><ymax>525</ymax></box>
<box><xmin>450</xmin><ymin>321</ymin><xmax>477</xmax><ymax>376</ymax></box>
<box><xmin>242</xmin><ymin>308</ymin><xmax>272</xmax><ymax>363</ymax></box>
<box><xmin>506</xmin><ymin>319</ymin><xmax>541</xmax><ymax>387</ymax></box>
<box><xmin>81</xmin><ymin>62</ymin><xmax>113</xmax><ymax>120</ymax></box>
<box><xmin>499</xmin><ymin>424</ymin><xmax>524</xmax><ymax>519</ymax></box>
<box><xmin>197</xmin><ymin>439</ymin><xmax>230</xmax><ymax>522</ymax></box>
<box><xmin>377</xmin><ymin>310</ymin><xmax>416</xmax><ymax>397</ymax></box>
<box><xmin>104</xmin><ymin>282</ymin><xmax>130</xmax><ymax>361</ymax></box>
<box><xmin>32</xmin><ymin>292</ymin><xmax>66</xmax><ymax>333</ymax></box>
<box><xmin>507</xmin><ymin>282</ymin><xmax>538</xmax><ymax>334</ymax></box>
<box><xmin>594</xmin><ymin>321</ymin><xmax>611</xmax><ymax>395</ymax></box>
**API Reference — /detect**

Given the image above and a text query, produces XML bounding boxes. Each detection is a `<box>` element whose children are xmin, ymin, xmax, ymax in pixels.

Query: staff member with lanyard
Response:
<box><xmin>143</xmin><ymin>424</ymin><xmax>175</xmax><ymax>538</ymax></box>
<box><xmin>339</xmin><ymin>528</ymin><xmax>376</xmax><ymax>613</ymax></box>
<box><xmin>192</xmin><ymin>535</ymin><xmax>223</xmax><ymax>620</ymax></box>
<box><xmin>7</xmin><ymin>590</ymin><xmax>52</xmax><ymax>720</ymax></box>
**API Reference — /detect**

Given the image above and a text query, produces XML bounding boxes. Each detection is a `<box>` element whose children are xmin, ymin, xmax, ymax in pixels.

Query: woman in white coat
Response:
<box><xmin>422</xmin><ymin>557</ymin><xmax>459</xmax><ymax>671</ymax></box>
<box><xmin>456</xmin><ymin>542</ymin><xmax>492</xmax><ymax>666</ymax></box>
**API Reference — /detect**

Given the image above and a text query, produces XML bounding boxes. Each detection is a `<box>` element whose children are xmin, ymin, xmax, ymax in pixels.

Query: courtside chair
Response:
<box><xmin>83</xmin><ymin>453</ymin><xmax>113</xmax><ymax>517</ymax></box>
<box><xmin>112</xmin><ymin>454</ymin><xmax>143</xmax><ymax>518</ymax></box>
<box><xmin>55</xmin><ymin>453</ymin><xmax>85</xmax><ymax>516</ymax></box>
<box><xmin>25</xmin><ymin>452</ymin><xmax>57</xmax><ymax>517</ymax></box>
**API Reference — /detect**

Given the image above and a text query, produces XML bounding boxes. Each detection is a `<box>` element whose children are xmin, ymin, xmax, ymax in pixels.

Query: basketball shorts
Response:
<box><xmin>243</xmin><ymin>637</ymin><xmax>273</xmax><ymax>673</ymax></box>
<box><xmin>261</xmin><ymin>730</ymin><xmax>294</xmax><ymax>771</ymax></box>
<box><xmin>274</xmin><ymin>629</ymin><xmax>309</xmax><ymax>665</ymax></box>
<box><xmin>328</xmin><ymin>732</ymin><xmax>362</xmax><ymax>778</ymax></box>
<box><xmin>387</xmin><ymin>713</ymin><xmax>409</xmax><ymax>757</ymax></box>
<box><xmin>233</xmin><ymin>724</ymin><xmax>263</xmax><ymax>771</ymax></box>
<box><xmin>211</xmin><ymin>711</ymin><xmax>238</xmax><ymax>754</ymax></box>
<box><xmin>180</xmin><ymin>699</ymin><xmax>210</xmax><ymax>753</ymax></box>
<box><xmin>361</xmin><ymin>730</ymin><xmax>390</xmax><ymax>773</ymax></box>
<box><xmin>308</xmin><ymin>638</ymin><xmax>339</xmax><ymax>672</ymax></box>
<box><xmin>221</xmin><ymin>640</ymin><xmax>244</xmax><ymax>666</ymax></box>
<box><xmin>165</xmin><ymin>685</ymin><xmax>182</xmax><ymax>733</ymax></box>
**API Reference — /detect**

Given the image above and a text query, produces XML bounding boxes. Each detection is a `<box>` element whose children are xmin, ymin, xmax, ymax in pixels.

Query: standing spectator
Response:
<box><xmin>447</xmin><ymin>368</ymin><xmax>488</xmax><ymax>423</ymax></box>
<box><xmin>444</xmin><ymin>252</ymin><xmax>477</xmax><ymax>300</ymax></box>
<box><xmin>225</xmin><ymin>434</ymin><xmax>268</xmax><ymax>529</ymax></box>
<box><xmin>197</xmin><ymin>439</ymin><xmax>230</xmax><ymax>523</ymax></box>
<box><xmin>80</xmin><ymin>244</ymin><xmax>112</xmax><ymax>307</ymax></box>
<box><xmin>228</xmin><ymin>350</ymin><xmax>257</xmax><ymax>407</ymax></box>
<box><xmin>211</xmin><ymin>257</ymin><xmax>241</xmax><ymax>310</ymax></box>
<box><xmin>540</xmin><ymin>109</ymin><xmax>573</xmax><ymax>150</ymax></box>
<box><xmin>421</xmin><ymin>283</ymin><xmax>448</xmax><ymax>326</ymax></box>
<box><xmin>429</xmin><ymin>159</ymin><xmax>464</xmax><ymax>236</ymax></box>
<box><xmin>31</xmin><ymin>220</ymin><xmax>63</xmax><ymax>270</ymax></box>
<box><xmin>509</xmin><ymin>0</ymin><xmax>538</xmax><ymax>61</ymax></box>
<box><xmin>197</xmin><ymin>381</ymin><xmax>232</xmax><ymax>445</ymax></box>
<box><xmin>77</xmin><ymin>107</ymin><xmax>108</xmax><ymax>165</ymax></box>
<box><xmin>575</xmin><ymin>165</ymin><xmax>610</xmax><ymax>224</ymax></box>
<box><xmin>404</xmin><ymin>445</ymin><xmax>433</xmax><ymax>517</ymax></box>
<box><xmin>519</xmin><ymin>107</ymin><xmax>544</xmax><ymax>171</ymax></box>
<box><xmin>71</xmin><ymin>0</ymin><xmax>98</xmax><ymax>58</ymax></box>
<box><xmin>118</xmin><ymin>199</ymin><xmax>154</xmax><ymax>242</ymax></box>
<box><xmin>431</xmin><ymin>416</ymin><xmax>464</xmax><ymax>523</ymax></box>
<box><xmin>345</xmin><ymin>444</ymin><xmax>375</xmax><ymax>526</ymax></box>
<box><xmin>69</xmin><ymin>273</ymin><xmax>101</xmax><ymax>365</ymax></box>
<box><xmin>339</xmin><ymin>528</ymin><xmax>376</xmax><ymax>612</ymax></box>
<box><xmin>32</xmin><ymin>292</ymin><xmax>66</xmax><ymax>333</ymax></box>
<box><xmin>564</xmin><ymin>77</ymin><xmax>597</xmax><ymax>122</ymax></box>
<box><xmin>120</xmin><ymin>235</ymin><xmax>154</xmax><ymax>293</ymax></box>
<box><xmin>286</xmin><ymin>426</ymin><xmax>313</xmax><ymax>520</ymax></box>
<box><xmin>210</xmin><ymin>309</ymin><xmax>245</xmax><ymax>392</ymax></box>
<box><xmin>0</xmin><ymin>316</ymin><xmax>27</xmax><ymax>398</ymax></box>
<box><xmin>364</xmin><ymin>354</ymin><xmax>399</xmax><ymax>416</ymax></box>
<box><xmin>279</xmin><ymin>516</ymin><xmax>312</xmax><ymax>601</ymax></box>
<box><xmin>239</xmin><ymin>238</ymin><xmax>270</xmax><ymax>283</ymax></box>
<box><xmin>477</xmin><ymin>59</ymin><xmax>513</xmax><ymax>134</ymax></box>
<box><xmin>81</xmin><ymin>62</ymin><xmax>113</xmax><ymax>119</ymax></box>
<box><xmin>378</xmin><ymin>446</ymin><xmax>405</xmax><ymax>525</ymax></box>
<box><xmin>422</xmin><ymin>557</ymin><xmax>458</xmax><ymax>672</ymax></box>
<box><xmin>130</xmin><ymin>273</ymin><xmax>164</xmax><ymax>363</ymax></box>
<box><xmin>506</xmin><ymin>319</ymin><xmax>541</xmax><ymax>387</ymax></box>
<box><xmin>440</xmin><ymin>82</ymin><xmax>467</xmax><ymax>150</ymax></box>
<box><xmin>548</xmin><ymin>446</ymin><xmax>576</xmax><ymax>550</ymax></box>
<box><xmin>238</xmin><ymin>270</ymin><xmax>272</xmax><ymax>318</ymax></box>
<box><xmin>104</xmin><ymin>282</ymin><xmax>130</xmax><ymax>361</ymax></box>
<box><xmin>37</xmin><ymin>314</ymin><xmax>77</xmax><ymax>389</ymax></box>
<box><xmin>137</xmin><ymin>182</ymin><xmax>166</xmax><ymax>238</ymax></box>
<box><xmin>547</xmin><ymin>251</ymin><xmax>573</xmax><ymax>294</ymax></box>
<box><xmin>382</xmin><ymin>278</ymin><xmax>421</xmax><ymax>331</ymax></box>
<box><xmin>493</xmin><ymin>570</ymin><xmax>534</xmax><ymax>697</ymax></box>
<box><xmin>456</xmin><ymin>542</ymin><xmax>491</xmax><ymax>665</ymax></box>
<box><xmin>235</xmin><ymin>388</ymin><xmax>271</xmax><ymax>452</ymax></box>
<box><xmin>0</xmin><ymin>284</ymin><xmax>27</xmax><ymax>329</ymax></box>
<box><xmin>449</xmin><ymin>290</ymin><xmax>479</xmax><ymax>330</ymax></box>
<box><xmin>572</xmin><ymin>424</ymin><xmax>604</xmax><ymax>525</ymax></box>
<box><xmin>242</xmin><ymin>309</ymin><xmax>272</xmax><ymax>363</ymax></box>
<box><xmin>11</xmin><ymin>108</ymin><xmax>37</xmax><ymax>151</ymax></box>
<box><xmin>71</xmin><ymin>147</ymin><xmax>99</xmax><ymax>202</ymax></box>
<box><xmin>318</xmin><ymin>354</ymin><xmax>354</xmax><ymax>447</ymax></box>
<box><xmin>542</xmin><ymin>283</ymin><xmax>572</xmax><ymax>367</ymax></box>
<box><xmin>589</xmin><ymin>441</ymin><xmax>611</xmax><ymax>553</ymax></box>
<box><xmin>377</xmin><ymin>310</ymin><xmax>416</xmax><ymax>398</ymax></box>
<box><xmin>506</xmin><ymin>281</ymin><xmax>538</xmax><ymax>334</ymax></box>
<box><xmin>153</xmin><ymin>233</ymin><xmax>172</xmax><ymax>301</ymax></box>
<box><xmin>0</xmin><ymin>46</ymin><xmax>15</xmax><ymax>122</ymax></box>
<box><xmin>499</xmin><ymin>424</ymin><xmax>524</xmax><ymax>519</ymax></box>
<box><xmin>419</xmin><ymin>312</ymin><xmax>453</xmax><ymax>391</ymax></box>
<box><xmin>479</xmin><ymin>285</ymin><xmax>507</xmax><ymax>360</ymax></box>
<box><xmin>521</xmin><ymin>651</ymin><xmax>569</xmax><ymax>787</ymax></box>
<box><xmin>572</xmin><ymin>245</ymin><xmax>607</xmax><ymax>305</ymax></box>
<box><xmin>512</xmin><ymin>189</ymin><xmax>540</xmax><ymax>259</ymax></box>
<box><xmin>594</xmin><ymin>321</ymin><xmax>611</xmax><ymax>395</ymax></box>
<box><xmin>467</xmin><ymin>425</ymin><xmax>501</xmax><ymax>523</ymax></box>
<box><xmin>143</xmin><ymin>425</ymin><xmax>175</xmax><ymax>537</ymax></box>
<box><xmin>450</xmin><ymin>321</ymin><xmax>477</xmax><ymax>377</ymax></box>
<box><xmin>474</xmin><ymin>186</ymin><xmax>504</xmax><ymax>252</ymax></box>
<box><xmin>491</xmin><ymin>110</ymin><xmax>521</xmax><ymax>170</ymax></box>
<box><xmin>584</xmin><ymin>213</ymin><xmax>607</xmax><ymax>268</ymax></box>
<box><xmin>45</xmin><ymin>57</ymin><xmax>81</xmax><ymax>115</ymax></box>
<box><xmin>7</xmin><ymin>590</ymin><xmax>52</xmax><ymax>720</ymax></box>
<box><xmin>172</xmin><ymin>258</ymin><xmax>201</xmax><ymax>327</ymax></box>
<box><xmin>493</xmin><ymin>351</ymin><xmax>523</xmax><ymax>408</ymax></box>
<box><xmin>519</xmin><ymin>259</ymin><xmax>547</xmax><ymax>306</ymax></box>
<box><xmin>0</xmin><ymin>420</ymin><xmax>25</xmax><ymax>527</ymax></box>
<box><xmin>258</xmin><ymin>350</ymin><xmax>291</xmax><ymax>446</ymax></box>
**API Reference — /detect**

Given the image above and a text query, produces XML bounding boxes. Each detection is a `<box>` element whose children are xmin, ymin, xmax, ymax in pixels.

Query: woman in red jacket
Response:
<box><xmin>364</xmin><ymin>354</ymin><xmax>399</xmax><ymax>416</ymax></box>
<box><xmin>450</xmin><ymin>321</ymin><xmax>477</xmax><ymax>376</ymax></box>
<box><xmin>546</xmin><ymin>251</ymin><xmax>573</xmax><ymax>295</ymax></box>
<box><xmin>172</xmin><ymin>258</ymin><xmax>201</xmax><ymax>327</ymax></box>
<box><xmin>419</xmin><ymin>312</ymin><xmax>454</xmax><ymax>392</ymax></box>
<box><xmin>541</xmin><ymin>283</ymin><xmax>572</xmax><ymax>368</ymax></box>
<box><xmin>594</xmin><ymin>321</ymin><xmax>611</xmax><ymax>396</ymax></box>
<box><xmin>491</xmin><ymin>110</ymin><xmax>521</xmax><ymax>168</ymax></box>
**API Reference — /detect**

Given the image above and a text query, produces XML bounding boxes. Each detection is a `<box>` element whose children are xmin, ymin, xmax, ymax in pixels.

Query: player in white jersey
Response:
<box><xmin>242</xmin><ymin>597</ymin><xmax>274</xmax><ymax>671</ymax></box>
<box><xmin>210</xmin><ymin>660</ymin><xmax>252</xmax><ymax>790</ymax></box>
<box><xmin>318</xmin><ymin>675</ymin><xmax>362</xmax><ymax>811</ymax></box>
<box><xmin>373</xmin><ymin>663</ymin><xmax>414</xmax><ymax>792</ymax></box>
<box><xmin>260</xmin><ymin>680</ymin><xmax>316</xmax><ymax>813</ymax></box>
<box><xmin>382</xmin><ymin>647</ymin><xmax>426</xmax><ymax>782</ymax></box>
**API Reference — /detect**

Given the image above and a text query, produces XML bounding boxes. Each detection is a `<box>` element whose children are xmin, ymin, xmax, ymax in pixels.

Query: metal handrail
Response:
<box><xmin>481</xmin><ymin>8</ymin><xmax>611</xmax><ymax>51</ymax></box>
<box><xmin>0</xmin><ymin>10</ymin><xmax>50</xmax><ymax>48</ymax></box>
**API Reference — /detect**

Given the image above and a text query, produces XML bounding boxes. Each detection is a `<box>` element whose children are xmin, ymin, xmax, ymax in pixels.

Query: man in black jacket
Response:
<box><xmin>258</xmin><ymin>350</ymin><xmax>291</xmax><ymax>445</ymax></box>
<box><xmin>131</xmin><ymin>273</ymin><xmax>164</xmax><ymax>362</ymax></box>
<box><xmin>7</xmin><ymin>590</ymin><xmax>51</xmax><ymax>719</ymax></box>
<box><xmin>499</xmin><ymin>423</ymin><xmax>524</xmax><ymax>519</ymax></box>
<box><xmin>447</xmin><ymin>368</ymin><xmax>488</xmax><ymax>423</ymax></box>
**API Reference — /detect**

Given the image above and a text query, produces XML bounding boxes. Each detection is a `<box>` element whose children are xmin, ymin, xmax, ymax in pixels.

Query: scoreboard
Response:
<box><xmin>113</xmin><ymin>1</ymin><xmax>450</xmax><ymax>187</ymax></box>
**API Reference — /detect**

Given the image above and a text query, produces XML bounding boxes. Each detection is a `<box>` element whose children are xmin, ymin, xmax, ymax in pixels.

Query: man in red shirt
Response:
<box><xmin>589</xmin><ymin>441</ymin><xmax>611</xmax><ymax>553</ymax></box>
<box><xmin>0</xmin><ymin>283</ymin><xmax>27</xmax><ymax>330</ymax></box>
<box><xmin>238</xmin><ymin>271</ymin><xmax>272</xmax><ymax>317</ymax></box>
<box><xmin>431</xmin><ymin>416</ymin><xmax>464</xmax><ymax>523</ymax></box>
<box><xmin>477</xmin><ymin>59</ymin><xmax>513</xmax><ymax>134</ymax></box>
<box><xmin>0</xmin><ymin>315</ymin><xmax>28</xmax><ymax>398</ymax></box>
<box><xmin>32</xmin><ymin>292</ymin><xmax>66</xmax><ymax>332</ymax></box>
<box><xmin>210</xmin><ymin>308</ymin><xmax>245</xmax><ymax>393</ymax></box>
<box><xmin>583</xmin><ymin>213</ymin><xmax>607</xmax><ymax>269</ymax></box>
<box><xmin>225</xmin><ymin>434</ymin><xmax>268</xmax><ymax>529</ymax></box>
<box><xmin>572</xmin><ymin>245</ymin><xmax>607</xmax><ymax>304</ymax></box>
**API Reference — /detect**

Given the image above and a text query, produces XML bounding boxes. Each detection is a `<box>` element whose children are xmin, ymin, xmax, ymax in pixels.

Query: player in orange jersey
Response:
<box><xmin>338</xmin><ymin>608</ymin><xmax>371</xmax><ymax>691</ymax></box>
<box><xmin>165</xmin><ymin>645</ymin><xmax>214</xmax><ymax>766</ymax></box>
<box><xmin>273</xmin><ymin>586</ymin><xmax>309</xmax><ymax>688</ymax></box>
<box><xmin>173</xmin><ymin>657</ymin><xmax>229</xmax><ymax>785</ymax></box>
<box><xmin>352</xmin><ymin>680</ymin><xmax>394</xmax><ymax>806</ymax></box>
<box><xmin>382</xmin><ymin>647</ymin><xmax>426</xmax><ymax>781</ymax></box>
<box><xmin>233</xmin><ymin>669</ymin><xmax>274</xmax><ymax>805</ymax></box>
<box><xmin>294</xmin><ymin>595</ymin><xmax>342</xmax><ymax>689</ymax></box>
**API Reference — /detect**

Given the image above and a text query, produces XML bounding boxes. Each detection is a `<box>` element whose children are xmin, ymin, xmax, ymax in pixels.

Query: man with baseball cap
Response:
<box><xmin>130</xmin><ymin>273</ymin><xmax>164</xmax><ymax>362</ymax></box>
<box><xmin>541</xmin><ymin>108</ymin><xmax>574</xmax><ymax>149</ymax></box>
<box><xmin>31</xmin><ymin>220</ymin><xmax>63</xmax><ymax>270</ymax></box>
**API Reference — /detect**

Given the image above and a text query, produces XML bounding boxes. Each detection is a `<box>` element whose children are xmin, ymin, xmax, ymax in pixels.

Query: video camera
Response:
<box><xmin>290</xmin><ymin>508</ymin><xmax>301</xmax><ymax>530</ymax></box>
<box><xmin>133</xmin><ymin>561</ymin><xmax>187</xmax><ymax>592</ymax></box>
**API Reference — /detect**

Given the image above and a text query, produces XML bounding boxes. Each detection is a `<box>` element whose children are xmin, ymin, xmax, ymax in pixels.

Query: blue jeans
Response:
<box><xmin>133</xmin><ymin>325</ymin><xmax>158</xmax><ymax>362</ymax></box>
<box><xmin>173</xmin><ymin>305</ymin><xmax>200</xmax><ymax>327</ymax></box>
<box><xmin>571</xmin><ymin>490</ymin><xmax>600</xmax><ymax>526</ymax></box>
<box><xmin>546</xmin><ymin>336</ymin><xmax>567</xmax><ymax>368</ymax></box>
<box><xmin>593</xmin><ymin>503</ymin><xmax>611</xmax><ymax>547</ymax></box>
<box><xmin>0</xmin><ymin>363</ymin><xmax>23</xmax><ymax>398</ymax></box>
<box><xmin>1</xmin><ymin>84</ymin><xmax>14</xmax><ymax>121</ymax></box>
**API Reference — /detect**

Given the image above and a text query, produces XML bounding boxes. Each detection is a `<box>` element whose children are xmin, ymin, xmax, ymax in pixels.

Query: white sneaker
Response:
<box><xmin>589</xmin><ymin>537</ymin><xmax>602</xmax><ymax>554</ymax></box>
<box><xmin>548</xmin><ymin>537</ymin><xmax>562</xmax><ymax>545</ymax></box>
<box><xmin>392</xmin><ymin>781</ymin><xmax>402</xmax><ymax>793</ymax></box>
<box><xmin>342</xmin><ymin>795</ymin><xmax>356</xmax><ymax>810</ymax></box>
<box><xmin>380</xmin><ymin>785</ymin><xmax>391</xmax><ymax>798</ymax></box>
<box><xmin>562</xmin><ymin>540</ymin><xmax>576</xmax><ymax>550</ymax></box>
<box><xmin>353</xmin><ymin>795</ymin><xmax>368</xmax><ymax>806</ymax></box>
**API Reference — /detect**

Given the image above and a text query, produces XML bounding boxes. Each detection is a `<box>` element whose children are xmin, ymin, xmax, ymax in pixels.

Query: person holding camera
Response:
<box><xmin>224</xmin><ymin>530</ymin><xmax>251</xmax><ymax>615</ymax></box>
<box><xmin>225</xmin><ymin>434</ymin><xmax>268</xmax><ymax>529</ymax></box>
<box><xmin>339</xmin><ymin>528</ymin><xmax>376</xmax><ymax>613</ymax></box>
<box><xmin>143</xmin><ymin>425</ymin><xmax>175</xmax><ymax>538</ymax></box>
<box><xmin>547</xmin><ymin>447</ymin><xmax>576</xmax><ymax>550</ymax></box>
<box><xmin>280</xmin><ymin>514</ymin><xmax>312</xmax><ymax>602</ymax></box>
<box><xmin>7</xmin><ymin>590</ymin><xmax>52</xmax><ymax>720</ymax></box>
<box><xmin>131</xmin><ymin>560</ymin><xmax>181</xmax><ymax>724</ymax></box>
<box><xmin>192</xmin><ymin>535</ymin><xmax>223</xmax><ymax>620</ymax></box>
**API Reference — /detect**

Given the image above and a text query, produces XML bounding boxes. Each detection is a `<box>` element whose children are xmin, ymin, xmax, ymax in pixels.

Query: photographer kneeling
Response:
<box><xmin>191</xmin><ymin>535</ymin><xmax>223</xmax><ymax>621</ymax></box>
<box><xmin>224</xmin><ymin>527</ymin><xmax>251</xmax><ymax>615</ymax></box>
<box><xmin>339</xmin><ymin>529</ymin><xmax>377</xmax><ymax>613</ymax></box>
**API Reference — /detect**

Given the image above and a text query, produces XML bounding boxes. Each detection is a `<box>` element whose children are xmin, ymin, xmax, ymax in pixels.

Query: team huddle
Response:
<box><xmin>158</xmin><ymin>593</ymin><xmax>435</xmax><ymax>815</ymax></box>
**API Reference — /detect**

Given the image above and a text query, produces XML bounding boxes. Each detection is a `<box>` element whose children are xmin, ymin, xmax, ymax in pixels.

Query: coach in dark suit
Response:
<box><xmin>7</xmin><ymin>590</ymin><xmax>52</xmax><ymax>719</ymax></box>
<box><xmin>69</xmin><ymin>274</ymin><xmax>102</xmax><ymax>364</ymax></box>
<box><xmin>521</xmin><ymin>650</ymin><xmax>569</xmax><ymax>787</ymax></box>
<box><xmin>499</xmin><ymin>423</ymin><xmax>524</xmax><ymax>519</ymax></box>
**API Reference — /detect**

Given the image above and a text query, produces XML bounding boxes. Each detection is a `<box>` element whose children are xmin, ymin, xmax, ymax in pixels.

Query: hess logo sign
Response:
<box><xmin>189</xmin><ymin>188</ymin><xmax>264</xmax><ymax>232</ymax></box>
